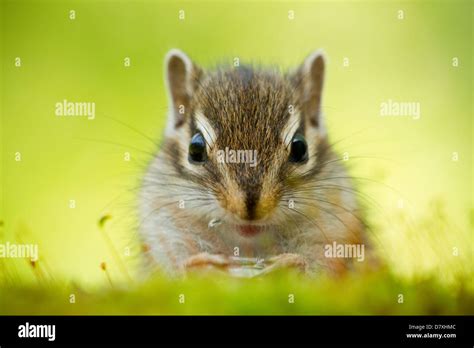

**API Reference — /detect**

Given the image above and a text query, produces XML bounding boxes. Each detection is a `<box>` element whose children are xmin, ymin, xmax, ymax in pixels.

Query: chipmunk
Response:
<box><xmin>139</xmin><ymin>49</ymin><xmax>368</xmax><ymax>277</ymax></box>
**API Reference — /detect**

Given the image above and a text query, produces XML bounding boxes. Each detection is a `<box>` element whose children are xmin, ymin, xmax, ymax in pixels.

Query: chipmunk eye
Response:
<box><xmin>289</xmin><ymin>133</ymin><xmax>308</xmax><ymax>163</ymax></box>
<box><xmin>188</xmin><ymin>132</ymin><xmax>207</xmax><ymax>164</ymax></box>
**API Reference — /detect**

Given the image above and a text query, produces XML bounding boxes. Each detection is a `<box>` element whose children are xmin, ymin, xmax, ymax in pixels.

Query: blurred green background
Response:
<box><xmin>0</xmin><ymin>0</ymin><xmax>472</xmax><ymax>314</ymax></box>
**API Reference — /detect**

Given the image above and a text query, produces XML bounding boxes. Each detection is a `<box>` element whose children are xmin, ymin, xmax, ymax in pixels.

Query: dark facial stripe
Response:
<box><xmin>245</xmin><ymin>187</ymin><xmax>260</xmax><ymax>220</ymax></box>
<box><xmin>162</xmin><ymin>133</ymin><xmax>221</xmax><ymax>190</ymax></box>
<box><xmin>161</xmin><ymin>139</ymin><xmax>184</xmax><ymax>177</ymax></box>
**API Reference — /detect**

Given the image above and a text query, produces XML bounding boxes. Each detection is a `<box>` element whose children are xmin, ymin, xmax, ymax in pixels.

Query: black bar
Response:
<box><xmin>0</xmin><ymin>316</ymin><xmax>472</xmax><ymax>346</ymax></box>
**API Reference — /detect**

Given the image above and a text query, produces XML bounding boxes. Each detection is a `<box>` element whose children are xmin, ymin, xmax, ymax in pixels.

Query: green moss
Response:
<box><xmin>1</xmin><ymin>269</ymin><xmax>472</xmax><ymax>315</ymax></box>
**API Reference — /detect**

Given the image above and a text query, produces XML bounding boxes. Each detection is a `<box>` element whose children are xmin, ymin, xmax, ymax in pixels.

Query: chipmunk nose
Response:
<box><xmin>220</xmin><ymin>173</ymin><xmax>279</xmax><ymax>222</ymax></box>
<box><xmin>244</xmin><ymin>189</ymin><xmax>279</xmax><ymax>221</ymax></box>
<box><xmin>222</xmin><ymin>188</ymin><xmax>277</xmax><ymax>222</ymax></box>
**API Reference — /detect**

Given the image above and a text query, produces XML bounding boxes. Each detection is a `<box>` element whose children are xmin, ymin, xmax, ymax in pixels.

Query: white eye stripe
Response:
<box><xmin>194</xmin><ymin>111</ymin><xmax>216</xmax><ymax>147</ymax></box>
<box><xmin>282</xmin><ymin>110</ymin><xmax>301</xmax><ymax>148</ymax></box>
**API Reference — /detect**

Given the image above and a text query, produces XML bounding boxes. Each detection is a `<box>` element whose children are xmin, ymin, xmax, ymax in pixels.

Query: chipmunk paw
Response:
<box><xmin>260</xmin><ymin>253</ymin><xmax>308</xmax><ymax>275</ymax></box>
<box><xmin>183</xmin><ymin>252</ymin><xmax>230</xmax><ymax>274</ymax></box>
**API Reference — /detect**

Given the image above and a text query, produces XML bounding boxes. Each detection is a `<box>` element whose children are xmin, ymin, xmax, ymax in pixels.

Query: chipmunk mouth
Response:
<box><xmin>208</xmin><ymin>218</ymin><xmax>265</xmax><ymax>237</ymax></box>
<box><xmin>237</xmin><ymin>224</ymin><xmax>263</xmax><ymax>238</ymax></box>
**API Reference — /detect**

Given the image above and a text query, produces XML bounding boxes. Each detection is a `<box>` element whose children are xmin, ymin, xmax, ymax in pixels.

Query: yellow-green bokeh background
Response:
<box><xmin>1</xmin><ymin>0</ymin><xmax>472</xmax><ymax>290</ymax></box>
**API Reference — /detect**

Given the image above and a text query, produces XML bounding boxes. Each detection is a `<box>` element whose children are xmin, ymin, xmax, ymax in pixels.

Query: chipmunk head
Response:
<box><xmin>159</xmin><ymin>49</ymin><xmax>330</xmax><ymax>237</ymax></box>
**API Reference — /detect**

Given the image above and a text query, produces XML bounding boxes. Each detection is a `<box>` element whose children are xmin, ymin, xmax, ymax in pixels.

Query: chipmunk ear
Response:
<box><xmin>165</xmin><ymin>49</ymin><xmax>201</xmax><ymax>130</ymax></box>
<box><xmin>294</xmin><ymin>50</ymin><xmax>326</xmax><ymax>130</ymax></box>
